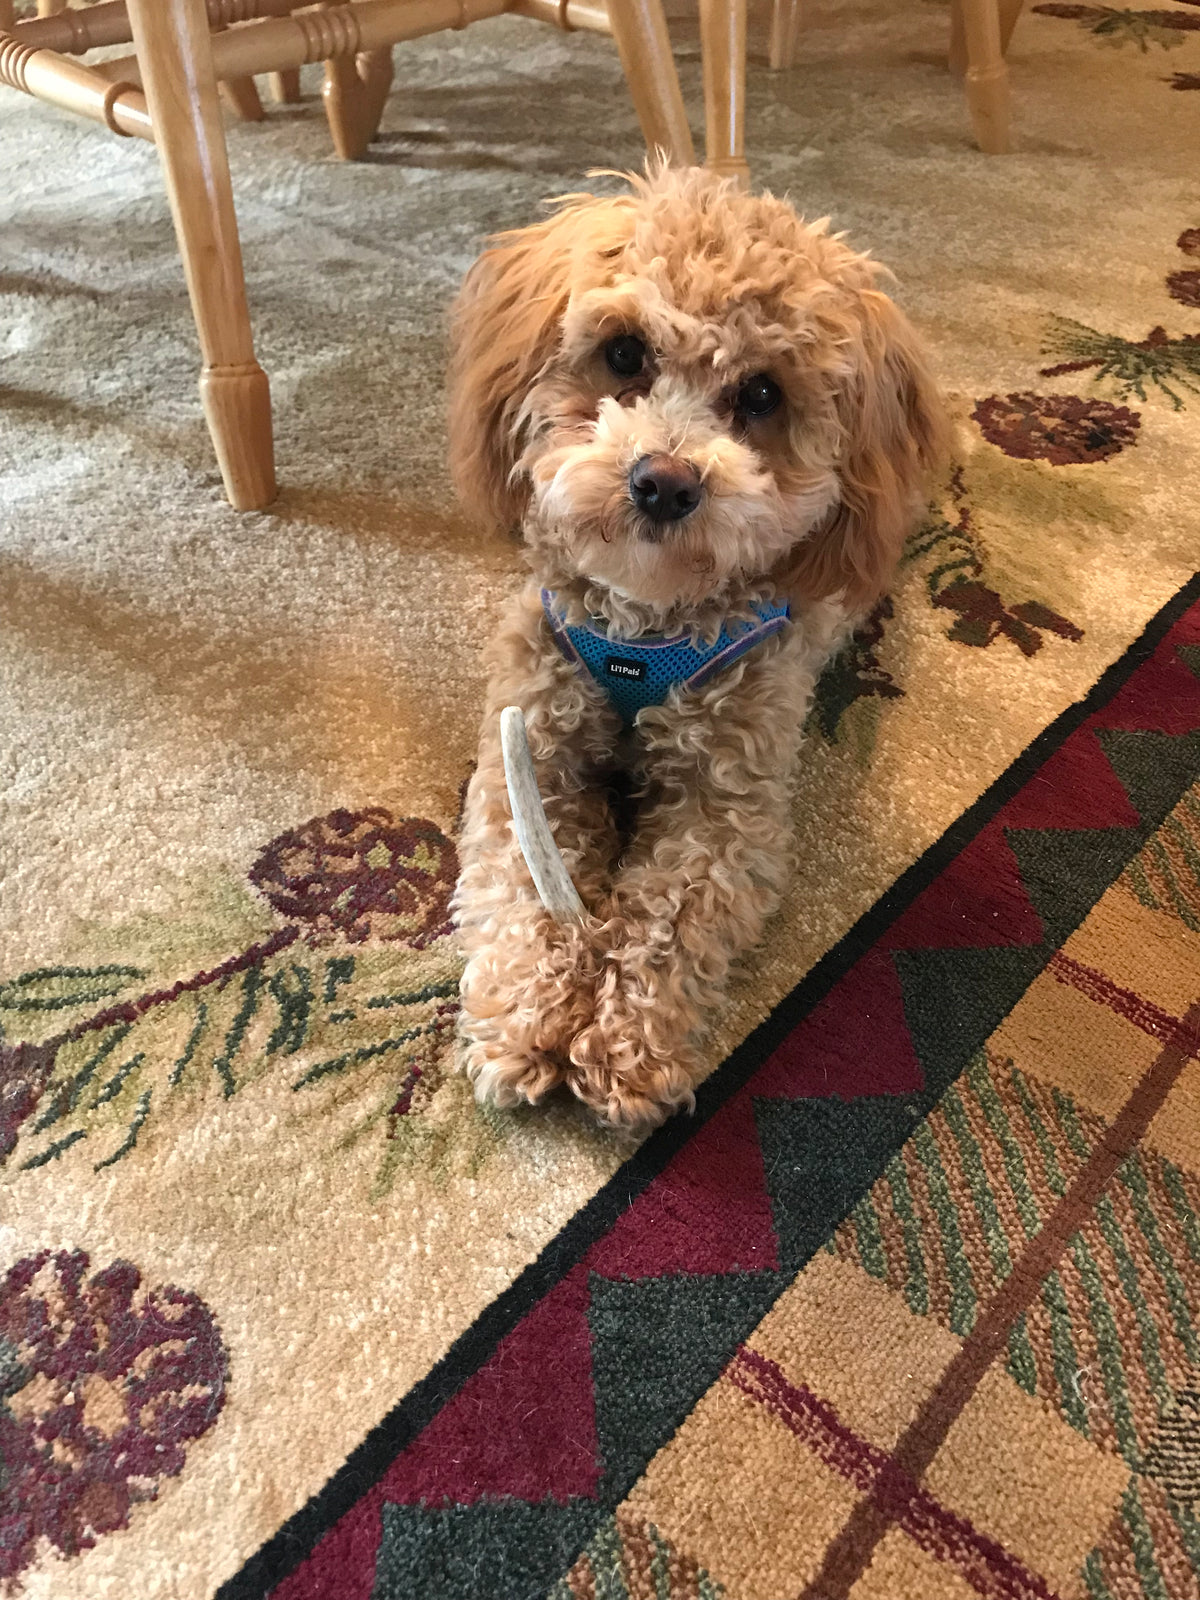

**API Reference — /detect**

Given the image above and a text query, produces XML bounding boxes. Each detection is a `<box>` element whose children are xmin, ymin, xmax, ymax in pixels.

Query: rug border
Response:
<box><xmin>219</xmin><ymin>568</ymin><xmax>1200</xmax><ymax>1600</ymax></box>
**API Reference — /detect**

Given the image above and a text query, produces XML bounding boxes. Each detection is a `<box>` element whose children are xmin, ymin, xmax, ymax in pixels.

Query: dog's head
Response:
<box><xmin>448</xmin><ymin>165</ymin><xmax>946</xmax><ymax>613</ymax></box>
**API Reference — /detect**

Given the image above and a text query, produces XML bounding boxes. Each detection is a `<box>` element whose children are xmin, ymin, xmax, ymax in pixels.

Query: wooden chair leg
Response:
<box><xmin>269</xmin><ymin>67</ymin><xmax>302</xmax><ymax>102</ymax></box>
<box><xmin>958</xmin><ymin>0</ymin><xmax>1010</xmax><ymax>152</ymax></box>
<box><xmin>949</xmin><ymin>0</ymin><xmax>966</xmax><ymax>74</ymax></box>
<box><xmin>950</xmin><ymin>0</ymin><xmax>1023</xmax><ymax>74</ymax></box>
<box><xmin>699</xmin><ymin>0</ymin><xmax>749</xmax><ymax>182</ymax></box>
<box><xmin>322</xmin><ymin>46</ymin><xmax>393</xmax><ymax>159</ymax></box>
<box><xmin>221</xmin><ymin>75</ymin><xmax>266</xmax><ymax>121</ymax></box>
<box><xmin>126</xmin><ymin>0</ymin><xmax>275</xmax><ymax>509</ymax></box>
<box><xmin>768</xmin><ymin>0</ymin><xmax>801</xmax><ymax>71</ymax></box>
<box><xmin>605</xmin><ymin>0</ymin><xmax>695</xmax><ymax>166</ymax></box>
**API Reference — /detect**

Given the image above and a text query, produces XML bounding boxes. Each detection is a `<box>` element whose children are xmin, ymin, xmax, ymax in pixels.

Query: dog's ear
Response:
<box><xmin>447</xmin><ymin>208</ymin><xmax>585</xmax><ymax>536</ymax></box>
<box><xmin>782</xmin><ymin>290</ymin><xmax>948</xmax><ymax>612</ymax></box>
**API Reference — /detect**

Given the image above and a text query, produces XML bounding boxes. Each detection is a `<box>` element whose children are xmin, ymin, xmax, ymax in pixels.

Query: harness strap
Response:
<box><xmin>542</xmin><ymin>588</ymin><xmax>790</xmax><ymax>726</ymax></box>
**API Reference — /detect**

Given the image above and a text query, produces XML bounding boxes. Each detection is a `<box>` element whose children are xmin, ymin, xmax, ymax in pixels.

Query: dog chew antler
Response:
<box><xmin>500</xmin><ymin>707</ymin><xmax>587</xmax><ymax>925</ymax></box>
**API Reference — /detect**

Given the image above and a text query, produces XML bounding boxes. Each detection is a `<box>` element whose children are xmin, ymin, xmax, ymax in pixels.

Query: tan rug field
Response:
<box><xmin>1</xmin><ymin>1</ymin><xmax>1199</xmax><ymax>1595</ymax></box>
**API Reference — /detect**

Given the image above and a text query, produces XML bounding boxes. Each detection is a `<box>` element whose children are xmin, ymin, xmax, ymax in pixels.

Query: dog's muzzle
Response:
<box><xmin>628</xmin><ymin>454</ymin><xmax>703</xmax><ymax>529</ymax></box>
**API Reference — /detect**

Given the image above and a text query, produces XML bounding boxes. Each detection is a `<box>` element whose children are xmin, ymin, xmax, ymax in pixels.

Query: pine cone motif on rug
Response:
<box><xmin>247</xmin><ymin>809</ymin><xmax>456</xmax><ymax>946</ymax></box>
<box><xmin>0</xmin><ymin>1250</ymin><xmax>228</xmax><ymax>1582</ymax></box>
<box><xmin>971</xmin><ymin>392</ymin><xmax>1141</xmax><ymax>464</ymax></box>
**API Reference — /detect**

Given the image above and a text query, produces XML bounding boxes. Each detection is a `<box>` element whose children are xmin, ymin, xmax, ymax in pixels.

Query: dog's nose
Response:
<box><xmin>628</xmin><ymin>455</ymin><xmax>703</xmax><ymax>524</ymax></box>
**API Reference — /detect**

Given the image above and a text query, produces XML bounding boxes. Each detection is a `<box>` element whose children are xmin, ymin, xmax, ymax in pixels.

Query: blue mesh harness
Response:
<box><xmin>542</xmin><ymin>587</ymin><xmax>791</xmax><ymax>727</ymax></box>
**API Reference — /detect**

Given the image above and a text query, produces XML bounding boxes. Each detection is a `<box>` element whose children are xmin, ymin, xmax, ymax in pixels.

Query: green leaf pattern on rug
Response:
<box><xmin>1032</xmin><ymin>3</ymin><xmax>1200</xmax><ymax>49</ymax></box>
<box><xmin>0</xmin><ymin>965</ymin><xmax>146</xmax><ymax>1024</ymax></box>
<box><xmin>1041</xmin><ymin>318</ymin><xmax>1200</xmax><ymax>410</ymax></box>
<box><xmin>904</xmin><ymin>466</ymin><xmax>1085</xmax><ymax>657</ymax></box>
<box><xmin>0</xmin><ymin>812</ymin><xmax>472</xmax><ymax>1189</ymax></box>
<box><xmin>807</xmin><ymin>597</ymin><xmax>904</xmax><ymax>748</ymax></box>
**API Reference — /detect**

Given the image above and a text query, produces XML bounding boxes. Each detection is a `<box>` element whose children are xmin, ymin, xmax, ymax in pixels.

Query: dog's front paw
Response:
<box><xmin>566</xmin><ymin>959</ymin><xmax>699</xmax><ymax>1129</ymax></box>
<box><xmin>461</xmin><ymin>1033</ymin><xmax>564</xmax><ymax>1110</ymax></box>
<box><xmin>457</xmin><ymin>914</ymin><xmax>600</xmax><ymax>1108</ymax></box>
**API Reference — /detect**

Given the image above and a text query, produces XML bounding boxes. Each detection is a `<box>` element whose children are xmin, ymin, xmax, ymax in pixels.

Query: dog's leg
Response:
<box><xmin>456</xmin><ymin>591</ymin><xmax>619</xmax><ymax>1109</ymax></box>
<box><xmin>568</xmin><ymin>636</ymin><xmax>817</xmax><ymax>1127</ymax></box>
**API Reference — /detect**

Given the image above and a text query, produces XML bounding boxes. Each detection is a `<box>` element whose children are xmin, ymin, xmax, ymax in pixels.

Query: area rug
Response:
<box><xmin>1</xmin><ymin>0</ymin><xmax>1198</xmax><ymax>1594</ymax></box>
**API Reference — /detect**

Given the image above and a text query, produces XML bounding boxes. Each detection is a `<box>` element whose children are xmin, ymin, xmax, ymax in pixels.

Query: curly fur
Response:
<box><xmin>450</xmin><ymin>164</ymin><xmax>947</xmax><ymax>1128</ymax></box>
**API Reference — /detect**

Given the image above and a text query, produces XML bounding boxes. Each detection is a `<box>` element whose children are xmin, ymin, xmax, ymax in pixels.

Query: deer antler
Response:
<box><xmin>499</xmin><ymin>706</ymin><xmax>587</xmax><ymax>925</ymax></box>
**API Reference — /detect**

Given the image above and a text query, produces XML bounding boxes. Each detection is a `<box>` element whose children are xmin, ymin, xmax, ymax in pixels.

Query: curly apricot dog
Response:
<box><xmin>449</xmin><ymin>164</ymin><xmax>946</xmax><ymax>1128</ymax></box>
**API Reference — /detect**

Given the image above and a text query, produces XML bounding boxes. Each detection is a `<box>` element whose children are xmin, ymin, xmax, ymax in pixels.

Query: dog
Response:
<box><xmin>448</xmin><ymin>163</ymin><xmax>946</xmax><ymax>1129</ymax></box>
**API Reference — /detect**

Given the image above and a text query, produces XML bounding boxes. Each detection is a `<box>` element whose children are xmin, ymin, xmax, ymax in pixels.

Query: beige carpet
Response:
<box><xmin>1</xmin><ymin>2</ymin><xmax>1198</xmax><ymax>1594</ymax></box>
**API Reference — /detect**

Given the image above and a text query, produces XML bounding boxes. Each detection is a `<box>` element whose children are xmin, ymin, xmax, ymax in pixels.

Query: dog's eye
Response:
<box><xmin>735</xmin><ymin>374</ymin><xmax>783</xmax><ymax>419</ymax></box>
<box><xmin>604</xmin><ymin>334</ymin><xmax>646</xmax><ymax>378</ymax></box>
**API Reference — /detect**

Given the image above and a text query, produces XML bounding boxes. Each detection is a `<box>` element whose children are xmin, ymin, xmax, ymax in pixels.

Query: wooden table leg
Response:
<box><xmin>951</xmin><ymin>0</ymin><xmax>1024</xmax><ymax>72</ymax></box>
<box><xmin>699</xmin><ymin>0</ymin><xmax>748</xmax><ymax>182</ymax></box>
<box><xmin>269</xmin><ymin>67</ymin><xmax>302</xmax><ymax>102</ymax></box>
<box><xmin>221</xmin><ymin>76</ymin><xmax>267</xmax><ymax>121</ymax></box>
<box><xmin>769</xmin><ymin>0</ymin><xmax>801</xmax><ymax>71</ymax></box>
<box><xmin>323</xmin><ymin>46</ymin><xmax>393</xmax><ymax>159</ymax></box>
<box><xmin>605</xmin><ymin>0</ymin><xmax>695</xmax><ymax>166</ymax></box>
<box><xmin>999</xmin><ymin>0</ymin><xmax>1025</xmax><ymax>53</ymax></box>
<box><xmin>126</xmin><ymin>0</ymin><xmax>275</xmax><ymax>509</ymax></box>
<box><xmin>958</xmin><ymin>0</ymin><xmax>1010</xmax><ymax>153</ymax></box>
